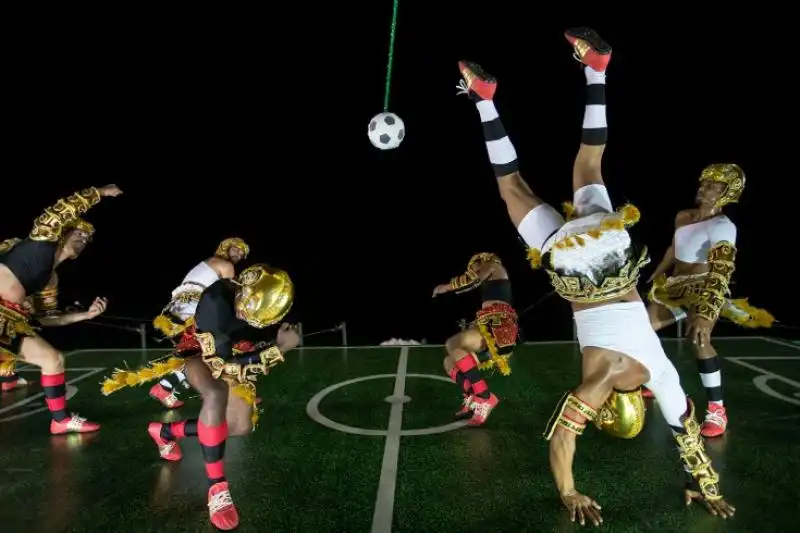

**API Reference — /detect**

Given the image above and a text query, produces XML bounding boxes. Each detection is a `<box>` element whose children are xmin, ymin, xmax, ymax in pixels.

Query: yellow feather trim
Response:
<box><xmin>620</xmin><ymin>204</ymin><xmax>640</xmax><ymax>226</ymax></box>
<box><xmin>101</xmin><ymin>356</ymin><xmax>186</xmax><ymax>396</ymax></box>
<box><xmin>231</xmin><ymin>382</ymin><xmax>261</xmax><ymax>430</ymax></box>
<box><xmin>722</xmin><ymin>298</ymin><xmax>776</xmax><ymax>329</ymax></box>
<box><xmin>562</xmin><ymin>202</ymin><xmax>576</xmax><ymax>221</ymax></box>
<box><xmin>153</xmin><ymin>314</ymin><xmax>188</xmax><ymax>338</ymax></box>
<box><xmin>527</xmin><ymin>248</ymin><xmax>542</xmax><ymax>269</ymax></box>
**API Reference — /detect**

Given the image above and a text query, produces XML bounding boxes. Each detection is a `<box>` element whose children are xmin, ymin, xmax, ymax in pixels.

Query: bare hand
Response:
<box><xmin>561</xmin><ymin>490</ymin><xmax>603</xmax><ymax>527</ymax></box>
<box><xmin>431</xmin><ymin>284</ymin><xmax>450</xmax><ymax>298</ymax></box>
<box><xmin>684</xmin><ymin>489</ymin><xmax>736</xmax><ymax>519</ymax></box>
<box><xmin>276</xmin><ymin>323</ymin><xmax>300</xmax><ymax>352</ymax></box>
<box><xmin>98</xmin><ymin>184</ymin><xmax>123</xmax><ymax>197</ymax></box>
<box><xmin>687</xmin><ymin>316</ymin><xmax>713</xmax><ymax>348</ymax></box>
<box><xmin>86</xmin><ymin>297</ymin><xmax>108</xmax><ymax>318</ymax></box>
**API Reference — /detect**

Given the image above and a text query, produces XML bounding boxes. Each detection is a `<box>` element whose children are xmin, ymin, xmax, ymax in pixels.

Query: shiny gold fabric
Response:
<box><xmin>699</xmin><ymin>163</ymin><xmax>745</xmax><ymax>209</ymax></box>
<box><xmin>216</xmin><ymin>237</ymin><xmax>250</xmax><ymax>260</ymax></box>
<box><xmin>594</xmin><ymin>389</ymin><xmax>645</xmax><ymax>439</ymax></box>
<box><xmin>543</xmin><ymin>391</ymin><xmax>598</xmax><ymax>440</ymax></box>
<box><xmin>235</xmin><ymin>264</ymin><xmax>294</xmax><ymax>328</ymax></box>
<box><xmin>449</xmin><ymin>253</ymin><xmax>500</xmax><ymax>293</ymax></box>
<box><xmin>30</xmin><ymin>188</ymin><xmax>101</xmax><ymax>242</ymax></box>
<box><xmin>675</xmin><ymin>399</ymin><xmax>723</xmax><ymax>501</ymax></box>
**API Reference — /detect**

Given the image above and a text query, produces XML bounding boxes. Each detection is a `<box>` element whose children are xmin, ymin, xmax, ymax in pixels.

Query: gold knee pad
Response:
<box><xmin>594</xmin><ymin>388</ymin><xmax>646</xmax><ymax>439</ymax></box>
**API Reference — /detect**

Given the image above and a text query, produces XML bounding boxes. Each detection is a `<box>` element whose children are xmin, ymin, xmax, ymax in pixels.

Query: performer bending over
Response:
<box><xmin>432</xmin><ymin>253</ymin><xmax>518</xmax><ymax>426</ymax></box>
<box><xmin>102</xmin><ymin>264</ymin><xmax>297</xmax><ymax>530</ymax></box>
<box><xmin>457</xmin><ymin>28</ymin><xmax>734</xmax><ymax>525</ymax></box>
<box><xmin>1</xmin><ymin>223</ymin><xmax>109</xmax><ymax>391</ymax></box>
<box><xmin>0</xmin><ymin>185</ymin><xmax>122</xmax><ymax>434</ymax></box>
<box><xmin>643</xmin><ymin>165</ymin><xmax>773</xmax><ymax>436</ymax></box>
<box><xmin>149</xmin><ymin>237</ymin><xmax>250</xmax><ymax>409</ymax></box>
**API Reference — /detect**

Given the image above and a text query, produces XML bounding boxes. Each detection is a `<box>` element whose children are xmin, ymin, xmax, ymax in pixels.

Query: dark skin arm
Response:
<box><xmin>549</xmin><ymin>356</ymin><xmax>616</xmax><ymax>527</ymax></box>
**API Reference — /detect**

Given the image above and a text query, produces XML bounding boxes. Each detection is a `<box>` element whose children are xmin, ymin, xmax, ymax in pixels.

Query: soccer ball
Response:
<box><xmin>367</xmin><ymin>112</ymin><xmax>405</xmax><ymax>150</ymax></box>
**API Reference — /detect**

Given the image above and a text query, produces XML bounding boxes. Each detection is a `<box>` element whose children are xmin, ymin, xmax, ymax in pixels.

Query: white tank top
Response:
<box><xmin>172</xmin><ymin>261</ymin><xmax>220</xmax><ymax>297</ymax></box>
<box><xmin>674</xmin><ymin>215</ymin><xmax>737</xmax><ymax>264</ymax></box>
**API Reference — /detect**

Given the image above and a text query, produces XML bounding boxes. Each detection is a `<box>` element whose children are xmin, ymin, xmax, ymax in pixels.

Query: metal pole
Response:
<box><xmin>297</xmin><ymin>322</ymin><xmax>304</xmax><ymax>347</ymax></box>
<box><xmin>341</xmin><ymin>322</ymin><xmax>347</xmax><ymax>346</ymax></box>
<box><xmin>676</xmin><ymin>320</ymin><xmax>683</xmax><ymax>339</ymax></box>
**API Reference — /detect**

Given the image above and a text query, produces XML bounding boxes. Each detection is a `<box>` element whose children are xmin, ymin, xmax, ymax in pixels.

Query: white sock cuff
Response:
<box><xmin>476</xmin><ymin>99</ymin><xmax>499</xmax><ymax>122</ymax></box>
<box><xmin>584</xmin><ymin>66</ymin><xmax>606</xmax><ymax>85</ymax></box>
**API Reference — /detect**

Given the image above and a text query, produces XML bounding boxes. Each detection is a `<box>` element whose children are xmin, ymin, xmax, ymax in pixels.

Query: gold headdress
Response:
<box><xmin>235</xmin><ymin>264</ymin><xmax>294</xmax><ymax>328</ymax></box>
<box><xmin>61</xmin><ymin>217</ymin><xmax>95</xmax><ymax>242</ymax></box>
<box><xmin>699</xmin><ymin>163</ymin><xmax>745</xmax><ymax>209</ymax></box>
<box><xmin>216</xmin><ymin>237</ymin><xmax>250</xmax><ymax>260</ymax></box>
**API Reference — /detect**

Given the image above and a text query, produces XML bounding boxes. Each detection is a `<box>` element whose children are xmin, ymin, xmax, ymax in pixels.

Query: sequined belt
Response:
<box><xmin>475</xmin><ymin>302</ymin><xmax>518</xmax><ymax>349</ymax></box>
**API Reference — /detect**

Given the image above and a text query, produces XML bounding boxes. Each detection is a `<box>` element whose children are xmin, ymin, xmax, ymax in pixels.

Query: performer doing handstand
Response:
<box><xmin>456</xmin><ymin>27</ymin><xmax>734</xmax><ymax>526</ymax></box>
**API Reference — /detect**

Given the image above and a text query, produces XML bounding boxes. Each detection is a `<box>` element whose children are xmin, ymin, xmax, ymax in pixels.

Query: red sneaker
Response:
<box><xmin>564</xmin><ymin>27</ymin><xmax>612</xmax><ymax>72</ymax></box>
<box><xmin>208</xmin><ymin>481</ymin><xmax>239</xmax><ymax>531</ymax></box>
<box><xmin>149</xmin><ymin>383</ymin><xmax>184</xmax><ymax>409</ymax></box>
<box><xmin>147</xmin><ymin>422</ymin><xmax>183</xmax><ymax>461</ymax></box>
<box><xmin>700</xmin><ymin>403</ymin><xmax>728</xmax><ymax>438</ymax></box>
<box><xmin>641</xmin><ymin>387</ymin><xmax>654</xmax><ymax>399</ymax></box>
<box><xmin>457</xmin><ymin>60</ymin><xmax>497</xmax><ymax>101</ymax></box>
<box><xmin>50</xmin><ymin>414</ymin><xmax>100</xmax><ymax>435</ymax></box>
<box><xmin>455</xmin><ymin>395</ymin><xmax>474</xmax><ymax>419</ymax></box>
<box><xmin>468</xmin><ymin>393</ymin><xmax>499</xmax><ymax>427</ymax></box>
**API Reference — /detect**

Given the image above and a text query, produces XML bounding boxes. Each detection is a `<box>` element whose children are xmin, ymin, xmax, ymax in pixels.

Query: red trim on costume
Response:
<box><xmin>0</xmin><ymin>299</ymin><xmax>30</xmax><ymax>316</ymax></box>
<box><xmin>476</xmin><ymin>302</ymin><xmax>519</xmax><ymax>348</ymax></box>
<box><xmin>176</xmin><ymin>324</ymin><xmax>201</xmax><ymax>354</ymax></box>
<box><xmin>198</xmin><ymin>420</ymin><xmax>228</xmax><ymax>447</ymax></box>
<box><xmin>46</xmin><ymin>396</ymin><xmax>67</xmax><ymax>411</ymax></box>
<box><xmin>472</xmin><ymin>380</ymin><xmax>488</xmax><ymax>395</ymax></box>
<box><xmin>41</xmin><ymin>373</ymin><xmax>66</xmax><ymax>387</ymax></box>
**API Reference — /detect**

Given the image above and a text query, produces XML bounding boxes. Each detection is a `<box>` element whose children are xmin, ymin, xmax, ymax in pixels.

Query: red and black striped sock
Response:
<box><xmin>454</xmin><ymin>354</ymin><xmax>490</xmax><ymax>399</ymax></box>
<box><xmin>449</xmin><ymin>367</ymin><xmax>472</xmax><ymax>395</ymax></box>
<box><xmin>41</xmin><ymin>373</ymin><xmax>69</xmax><ymax>422</ymax></box>
<box><xmin>160</xmin><ymin>419</ymin><xmax>198</xmax><ymax>441</ymax></box>
<box><xmin>198</xmin><ymin>420</ymin><xmax>228</xmax><ymax>486</ymax></box>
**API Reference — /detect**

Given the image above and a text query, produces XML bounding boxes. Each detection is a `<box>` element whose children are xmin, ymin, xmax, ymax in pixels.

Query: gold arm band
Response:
<box><xmin>30</xmin><ymin>188</ymin><xmax>101</xmax><ymax>242</ymax></box>
<box><xmin>675</xmin><ymin>400</ymin><xmax>723</xmax><ymax>501</ymax></box>
<box><xmin>203</xmin><ymin>345</ymin><xmax>285</xmax><ymax>385</ymax></box>
<box><xmin>543</xmin><ymin>391</ymin><xmax>599</xmax><ymax>440</ymax></box>
<box><xmin>32</xmin><ymin>286</ymin><xmax>59</xmax><ymax>315</ymax></box>
<box><xmin>690</xmin><ymin>242</ymin><xmax>736</xmax><ymax>322</ymax></box>
<box><xmin>449</xmin><ymin>271</ymin><xmax>481</xmax><ymax>293</ymax></box>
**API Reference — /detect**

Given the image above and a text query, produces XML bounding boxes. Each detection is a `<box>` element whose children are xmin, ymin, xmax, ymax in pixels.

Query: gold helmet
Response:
<box><xmin>699</xmin><ymin>163</ymin><xmax>745</xmax><ymax>209</ymax></box>
<box><xmin>216</xmin><ymin>237</ymin><xmax>250</xmax><ymax>261</ymax></box>
<box><xmin>235</xmin><ymin>264</ymin><xmax>294</xmax><ymax>328</ymax></box>
<box><xmin>467</xmin><ymin>252</ymin><xmax>501</xmax><ymax>273</ymax></box>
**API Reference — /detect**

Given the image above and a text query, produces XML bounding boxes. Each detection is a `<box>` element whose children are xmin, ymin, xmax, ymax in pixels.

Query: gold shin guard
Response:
<box><xmin>594</xmin><ymin>388</ymin><xmax>646</xmax><ymax>439</ymax></box>
<box><xmin>675</xmin><ymin>399</ymin><xmax>723</xmax><ymax>501</ymax></box>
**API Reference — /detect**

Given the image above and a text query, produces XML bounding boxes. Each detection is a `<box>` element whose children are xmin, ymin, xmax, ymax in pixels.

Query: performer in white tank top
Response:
<box><xmin>644</xmin><ymin>164</ymin><xmax>773</xmax><ymax>438</ymax></box>
<box><xmin>148</xmin><ymin>238</ymin><xmax>250</xmax><ymax>409</ymax></box>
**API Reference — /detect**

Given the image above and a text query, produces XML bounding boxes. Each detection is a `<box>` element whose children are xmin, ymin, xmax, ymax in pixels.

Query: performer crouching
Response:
<box><xmin>102</xmin><ymin>264</ymin><xmax>297</xmax><ymax>530</ymax></box>
<box><xmin>0</xmin><ymin>185</ymin><xmax>122</xmax><ymax>434</ymax></box>
<box><xmin>642</xmin><ymin>164</ymin><xmax>774</xmax><ymax>436</ymax></box>
<box><xmin>432</xmin><ymin>253</ymin><xmax>518</xmax><ymax>426</ymax></box>
<box><xmin>149</xmin><ymin>237</ymin><xmax>250</xmax><ymax>409</ymax></box>
<box><xmin>457</xmin><ymin>28</ymin><xmax>734</xmax><ymax>525</ymax></box>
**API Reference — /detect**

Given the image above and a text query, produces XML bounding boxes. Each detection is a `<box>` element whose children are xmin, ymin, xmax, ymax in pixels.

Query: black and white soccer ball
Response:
<box><xmin>367</xmin><ymin>112</ymin><xmax>405</xmax><ymax>150</ymax></box>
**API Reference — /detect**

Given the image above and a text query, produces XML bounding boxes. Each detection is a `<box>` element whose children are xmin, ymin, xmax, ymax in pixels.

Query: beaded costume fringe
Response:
<box><xmin>101</xmin><ymin>356</ymin><xmax>186</xmax><ymax>396</ymax></box>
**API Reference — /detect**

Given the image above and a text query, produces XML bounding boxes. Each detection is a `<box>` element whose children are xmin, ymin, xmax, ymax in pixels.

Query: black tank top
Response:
<box><xmin>481</xmin><ymin>279</ymin><xmax>512</xmax><ymax>305</ymax></box>
<box><xmin>195</xmin><ymin>279</ymin><xmax>250</xmax><ymax>358</ymax></box>
<box><xmin>0</xmin><ymin>239</ymin><xmax>57</xmax><ymax>295</ymax></box>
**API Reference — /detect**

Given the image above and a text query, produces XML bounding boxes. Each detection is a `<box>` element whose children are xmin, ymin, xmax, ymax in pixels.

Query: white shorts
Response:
<box><xmin>168</xmin><ymin>300</ymin><xmax>198</xmax><ymax>322</ymax></box>
<box><xmin>573</xmin><ymin>300</ymin><xmax>671</xmax><ymax>387</ymax></box>
<box><xmin>517</xmin><ymin>184</ymin><xmax>613</xmax><ymax>251</ymax></box>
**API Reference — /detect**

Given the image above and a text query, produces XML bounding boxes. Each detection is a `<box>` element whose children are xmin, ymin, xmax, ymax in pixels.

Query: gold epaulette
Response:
<box><xmin>30</xmin><ymin>188</ymin><xmax>101</xmax><ymax>242</ymax></box>
<box><xmin>544</xmin><ymin>391</ymin><xmax>598</xmax><ymax>440</ymax></box>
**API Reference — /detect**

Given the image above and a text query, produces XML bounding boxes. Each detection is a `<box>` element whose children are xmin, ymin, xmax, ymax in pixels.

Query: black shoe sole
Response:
<box><xmin>459</xmin><ymin>60</ymin><xmax>496</xmax><ymax>83</ymax></box>
<box><xmin>565</xmin><ymin>27</ymin><xmax>611</xmax><ymax>55</ymax></box>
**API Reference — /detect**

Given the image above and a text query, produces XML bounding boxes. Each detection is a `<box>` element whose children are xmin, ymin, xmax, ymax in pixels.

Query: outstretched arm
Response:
<box><xmin>433</xmin><ymin>262</ymin><xmax>494</xmax><ymax>297</ymax></box>
<box><xmin>29</xmin><ymin>185</ymin><xmax>121</xmax><ymax>242</ymax></box>
<box><xmin>32</xmin><ymin>273</ymin><xmax>109</xmax><ymax>327</ymax></box>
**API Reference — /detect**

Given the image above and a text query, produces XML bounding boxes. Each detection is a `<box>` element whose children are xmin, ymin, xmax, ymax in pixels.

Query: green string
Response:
<box><xmin>382</xmin><ymin>0</ymin><xmax>400</xmax><ymax>112</ymax></box>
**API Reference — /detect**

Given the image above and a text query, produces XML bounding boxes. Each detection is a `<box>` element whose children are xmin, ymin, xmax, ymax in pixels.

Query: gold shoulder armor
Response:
<box><xmin>30</xmin><ymin>188</ymin><xmax>101</xmax><ymax>242</ymax></box>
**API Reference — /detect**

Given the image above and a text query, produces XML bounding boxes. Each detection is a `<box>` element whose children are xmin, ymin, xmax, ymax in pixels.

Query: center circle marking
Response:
<box><xmin>306</xmin><ymin>373</ymin><xmax>468</xmax><ymax>436</ymax></box>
